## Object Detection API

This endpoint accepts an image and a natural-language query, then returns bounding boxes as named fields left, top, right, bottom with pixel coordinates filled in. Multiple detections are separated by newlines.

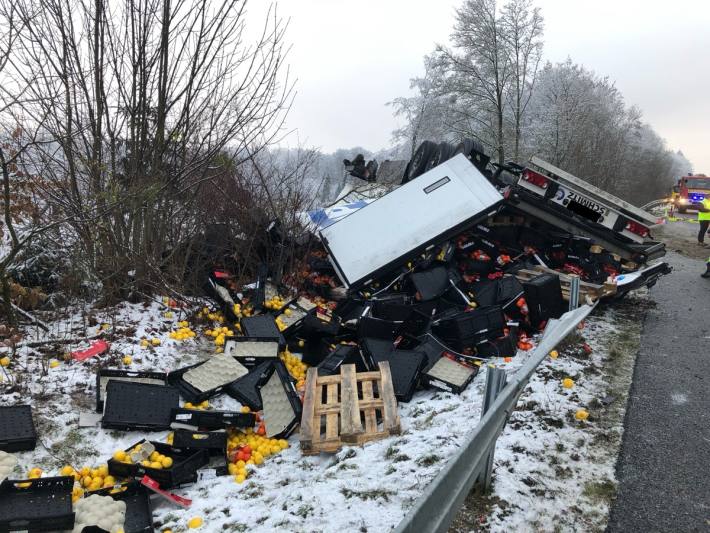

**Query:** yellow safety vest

left=699, top=198, right=710, bottom=221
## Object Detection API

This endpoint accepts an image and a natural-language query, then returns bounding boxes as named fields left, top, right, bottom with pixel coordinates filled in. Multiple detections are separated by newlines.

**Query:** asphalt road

left=607, top=220, right=710, bottom=532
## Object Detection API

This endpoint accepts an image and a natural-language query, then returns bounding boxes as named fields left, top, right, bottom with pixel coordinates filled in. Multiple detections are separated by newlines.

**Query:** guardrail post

left=477, top=367, right=508, bottom=492
left=569, top=274, right=580, bottom=311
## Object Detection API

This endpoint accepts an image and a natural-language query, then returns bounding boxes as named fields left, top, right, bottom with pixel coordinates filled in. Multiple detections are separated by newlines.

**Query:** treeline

left=389, top=0, right=690, bottom=205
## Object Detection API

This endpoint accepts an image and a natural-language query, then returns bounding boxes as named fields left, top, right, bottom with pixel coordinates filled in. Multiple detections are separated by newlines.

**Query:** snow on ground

left=0, top=295, right=645, bottom=533
left=452, top=295, right=648, bottom=532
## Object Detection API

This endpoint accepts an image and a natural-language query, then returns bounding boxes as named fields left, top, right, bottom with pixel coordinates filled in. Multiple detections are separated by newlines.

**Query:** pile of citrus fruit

left=169, top=325, right=196, bottom=341
left=280, top=350, right=308, bottom=387
left=226, top=425, right=289, bottom=484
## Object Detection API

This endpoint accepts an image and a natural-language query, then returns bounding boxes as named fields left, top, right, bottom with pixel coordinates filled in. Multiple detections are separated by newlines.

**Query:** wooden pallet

left=512, top=267, right=617, bottom=302
left=299, top=362, right=401, bottom=455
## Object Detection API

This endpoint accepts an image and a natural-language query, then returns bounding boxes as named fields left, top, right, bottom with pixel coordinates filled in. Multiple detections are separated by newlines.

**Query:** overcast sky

left=273, top=0, right=710, bottom=173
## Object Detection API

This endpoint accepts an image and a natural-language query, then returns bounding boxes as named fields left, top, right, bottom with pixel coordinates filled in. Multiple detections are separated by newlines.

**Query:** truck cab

left=672, top=174, right=710, bottom=213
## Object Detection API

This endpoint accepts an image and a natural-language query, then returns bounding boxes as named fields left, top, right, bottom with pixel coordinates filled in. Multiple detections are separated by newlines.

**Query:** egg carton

left=0, top=405, right=37, bottom=452
left=258, top=360, right=302, bottom=439
left=72, top=494, right=126, bottom=533
left=95, top=369, right=168, bottom=412
left=90, top=482, right=153, bottom=533
left=101, top=381, right=179, bottom=431
left=0, top=452, right=16, bottom=484
left=168, top=356, right=248, bottom=403
left=224, top=338, right=279, bottom=369
left=170, top=408, right=256, bottom=431
left=108, top=441, right=209, bottom=489
left=225, top=361, right=271, bottom=411
left=182, top=354, right=248, bottom=393
left=421, top=356, right=478, bottom=394
left=240, top=315, right=285, bottom=346
left=0, top=476, right=75, bottom=532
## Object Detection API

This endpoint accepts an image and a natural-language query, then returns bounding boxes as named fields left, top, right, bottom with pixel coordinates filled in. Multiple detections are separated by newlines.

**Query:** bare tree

left=2, top=0, right=294, bottom=300
left=500, top=0, right=543, bottom=162
left=438, top=0, right=512, bottom=163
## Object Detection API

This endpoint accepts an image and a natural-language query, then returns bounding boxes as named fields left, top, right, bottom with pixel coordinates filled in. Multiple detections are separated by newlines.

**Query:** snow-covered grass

left=452, top=296, right=648, bottom=532
left=0, top=296, right=646, bottom=533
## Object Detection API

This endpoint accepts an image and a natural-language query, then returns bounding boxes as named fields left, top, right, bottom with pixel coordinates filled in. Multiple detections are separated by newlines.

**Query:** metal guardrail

left=641, top=198, right=671, bottom=211
left=393, top=303, right=597, bottom=533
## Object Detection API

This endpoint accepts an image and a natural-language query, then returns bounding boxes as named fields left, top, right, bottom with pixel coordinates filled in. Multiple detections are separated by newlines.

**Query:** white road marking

left=671, top=393, right=688, bottom=405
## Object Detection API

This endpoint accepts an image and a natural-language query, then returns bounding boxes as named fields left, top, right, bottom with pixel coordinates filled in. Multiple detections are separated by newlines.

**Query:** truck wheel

left=454, top=138, right=490, bottom=171
left=425, top=142, right=456, bottom=172
left=402, top=140, right=438, bottom=183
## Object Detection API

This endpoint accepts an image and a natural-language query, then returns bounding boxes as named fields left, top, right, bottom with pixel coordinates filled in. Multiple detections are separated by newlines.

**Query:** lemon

left=187, top=517, right=203, bottom=529
left=140, top=339, right=149, bottom=347
left=575, top=409, right=590, bottom=420
left=82, top=476, right=93, bottom=487
left=150, top=451, right=160, bottom=461
left=151, top=338, right=161, bottom=346
left=199, top=400, right=209, bottom=409
left=49, top=360, right=60, bottom=368
left=122, top=356, right=132, bottom=365
left=278, top=439, right=288, bottom=449
left=97, top=465, right=108, bottom=477
left=549, top=350, right=559, bottom=359
left=103, top=475, right=116, bottom=486
left=184, top=402, right=194, bottom=409
left=60, top=465, right=74, bottom=476
left=113, top=450, right=127, bottom=462
left=150, top=461, right=162, bottom=469
left=141, top=460, right=151, bottom=467
left=235, top=474, right=246, bottom=484
left=0, top=357, right=10, bottom=367
left=562, top=378, right=574, bottom=389
left=161, top=456, right=173, bottom=468
left=228, top=463, right=238, bottom=475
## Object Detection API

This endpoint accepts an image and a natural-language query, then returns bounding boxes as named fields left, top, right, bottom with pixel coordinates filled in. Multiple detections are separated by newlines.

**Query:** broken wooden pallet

left=513, top=267, right=617, bottom=302
left=299, top=362, right=401, bottom=455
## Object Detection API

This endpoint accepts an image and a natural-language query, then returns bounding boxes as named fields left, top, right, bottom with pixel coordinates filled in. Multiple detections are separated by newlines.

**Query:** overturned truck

left=206, top=139, right=670, bottom=426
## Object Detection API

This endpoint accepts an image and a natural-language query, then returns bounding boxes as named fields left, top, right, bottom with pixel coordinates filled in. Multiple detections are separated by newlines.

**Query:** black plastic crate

left=101, top=381, right=179, bottom=431
left=372, top=349, right=426, bottom=403
left=317, top=344, right=369, bottom=376
left=523, top=274, right=566, bottom=328
left=432, top=306, right=506, bottom=351
left=0, top=476, right=74, bottom=532
left=167, top=357, right=248, bottom=403
left=224, top=337, right=280, bottom=369
left=357, top=316, right=401, bottom=341
left=240, top=315, right=285, bottom=346
left=0, top=405, right=37, bottom=452
left=409, top=266, right=450, bottom=301
left=225, top=361, right=271, bottom=410
left=298, top=313, right=340, bottom=342
left=172, top=429, right=227, bottom=457
left=91, top=481, right=153, bottom=533
left=476, top=331, right=517, bottom=358
left=96, top=369, right=168, bottom=412
left=170, top=408, right=256, bottom=430
left=107, top=440, right=209, bottom=489
left=359, top=337, right=394, bottom=370
left=258, top=360, right=302, bottom=439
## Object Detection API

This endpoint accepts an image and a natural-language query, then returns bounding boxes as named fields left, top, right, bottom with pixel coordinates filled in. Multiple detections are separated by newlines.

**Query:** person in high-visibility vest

left=694, top=197, right=710, bottom=245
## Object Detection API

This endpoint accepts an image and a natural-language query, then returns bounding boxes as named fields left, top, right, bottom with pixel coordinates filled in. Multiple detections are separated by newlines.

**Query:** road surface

left=607, top=217, right=710, bottom=532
